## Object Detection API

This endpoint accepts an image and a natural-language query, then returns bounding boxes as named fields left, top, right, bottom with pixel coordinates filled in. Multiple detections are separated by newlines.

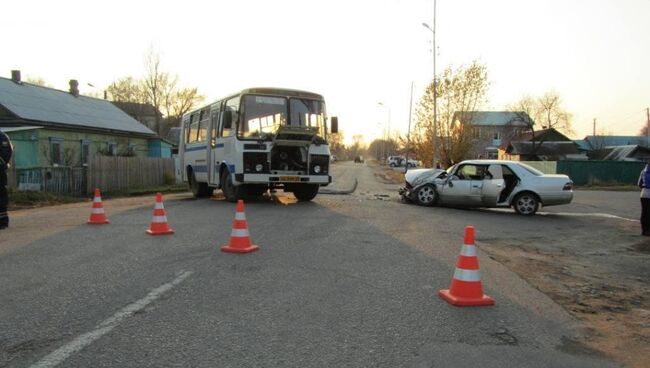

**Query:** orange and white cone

left=439, top=226, right=494, bottom=306
left=87, top=188, right=109, bottom=225
left=221, top=200, right=259, bottom=254
left=146, top=192, right=174, bottom=235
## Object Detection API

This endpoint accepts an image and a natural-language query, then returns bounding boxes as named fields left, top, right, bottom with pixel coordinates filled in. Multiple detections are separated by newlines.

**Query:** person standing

left=0, top=130, right=13, bottom=229
left=638, top=159, right=650, bottom=236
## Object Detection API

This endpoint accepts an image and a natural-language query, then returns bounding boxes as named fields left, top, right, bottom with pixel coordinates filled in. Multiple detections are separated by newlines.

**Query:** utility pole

left=432, top=0, right=438, bottom=169
left=646, top=107, right=649, bottom=147
left=405, top=81, right=414, bottom=173
left=593, top=118, right=596, bottom=136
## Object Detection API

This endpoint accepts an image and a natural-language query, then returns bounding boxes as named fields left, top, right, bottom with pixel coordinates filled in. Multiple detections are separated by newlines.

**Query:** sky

left=2, top=0, right=649, bottom=145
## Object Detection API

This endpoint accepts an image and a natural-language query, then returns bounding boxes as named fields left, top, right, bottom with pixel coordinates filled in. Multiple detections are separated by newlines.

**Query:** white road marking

left=29, top=270, right=193, bottom=368
left=537, top=211, right=637, bottom=222
left=487, top=208, right=637, bottom=222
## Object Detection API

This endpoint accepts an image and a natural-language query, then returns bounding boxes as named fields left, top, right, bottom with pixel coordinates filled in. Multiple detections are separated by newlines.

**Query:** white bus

left=178, top=87, right=338, bottom=202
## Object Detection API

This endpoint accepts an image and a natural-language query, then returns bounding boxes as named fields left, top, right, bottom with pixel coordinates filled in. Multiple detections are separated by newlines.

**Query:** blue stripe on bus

left=193, top=165, right=208, bottom=173
left=185, top=146, right=207, bottom=152
left=215, top=143, right=225, bottom=148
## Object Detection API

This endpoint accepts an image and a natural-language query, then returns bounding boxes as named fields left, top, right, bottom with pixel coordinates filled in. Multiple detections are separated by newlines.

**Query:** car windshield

left=517, top=162, right=544, bottom=176
left=239, top=95, right=326, bottom=140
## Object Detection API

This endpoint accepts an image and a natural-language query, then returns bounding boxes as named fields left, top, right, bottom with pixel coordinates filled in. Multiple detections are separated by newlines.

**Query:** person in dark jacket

left=0, top=130, right=13, bottom=229
left=638, top=159, right=650, bottom=236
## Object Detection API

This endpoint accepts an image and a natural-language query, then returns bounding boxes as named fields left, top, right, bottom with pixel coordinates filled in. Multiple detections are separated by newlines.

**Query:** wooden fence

left=6, top=156, right=175, bottom=196
left=87, top=156, right=175, bottom=194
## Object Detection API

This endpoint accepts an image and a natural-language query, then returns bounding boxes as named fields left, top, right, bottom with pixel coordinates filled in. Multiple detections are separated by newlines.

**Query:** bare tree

left=507, top=91, right=574, bottom=159
left=107, top=77, right=147, bottom=103
left=413, top=61, right=489, bottom=167
left=106, top=50, right=204, bottom=137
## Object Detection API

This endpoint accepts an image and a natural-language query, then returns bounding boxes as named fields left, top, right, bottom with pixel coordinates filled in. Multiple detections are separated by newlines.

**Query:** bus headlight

left=314, top=165, right=321, bottom=174
left=255, top=164, right=264, bottom=172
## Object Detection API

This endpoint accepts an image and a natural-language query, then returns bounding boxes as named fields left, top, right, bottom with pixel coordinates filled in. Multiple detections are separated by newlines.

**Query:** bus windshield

left=239, top=95, right=326, bottom=140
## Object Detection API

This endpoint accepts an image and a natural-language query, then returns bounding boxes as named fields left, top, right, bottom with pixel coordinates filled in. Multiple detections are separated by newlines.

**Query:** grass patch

left=104, top=184, right=189, bottom=198
left=7, top=184, right=189, bottom=210
left=8, top=188, right=84, bottom=210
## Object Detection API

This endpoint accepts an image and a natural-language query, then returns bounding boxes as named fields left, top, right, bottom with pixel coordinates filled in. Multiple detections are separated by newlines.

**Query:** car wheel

left=415, top=184, right=437, bottom=206
left=221, top=171, right=242, bottom=202
left=189, top=169, right=211, bottom=198
left=292, top=184, right=319, bottom=201
left=513, top=192, right=539, bottom=215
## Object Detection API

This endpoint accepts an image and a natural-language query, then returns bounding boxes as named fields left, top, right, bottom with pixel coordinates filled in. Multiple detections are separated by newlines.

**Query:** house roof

left=602, top=145, right=650, bottom=161
left=454, top=111, right=531, bottom=126
left=112, top=101, right=162, bottom=118
left=0, top=126, right=43, bottom=133
left=0, top=77, right=156, bottom=136
left=584, top=135, right=649, bottom=148
left=506, top=141, right=580, bottom=156
left=165, top=127, right=181, bottom=146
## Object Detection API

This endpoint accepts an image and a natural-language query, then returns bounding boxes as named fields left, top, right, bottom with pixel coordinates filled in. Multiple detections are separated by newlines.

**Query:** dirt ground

left=375, top=163, right=650, bottom=368
left=483, top=235, right=650, bottom=368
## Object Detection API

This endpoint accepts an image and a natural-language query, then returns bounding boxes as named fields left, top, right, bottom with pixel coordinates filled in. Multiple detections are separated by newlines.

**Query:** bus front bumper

left=235, top=174, right=331, bottom=185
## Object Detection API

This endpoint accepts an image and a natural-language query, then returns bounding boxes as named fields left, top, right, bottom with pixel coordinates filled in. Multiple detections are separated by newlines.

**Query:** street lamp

left=423, top=1, right=438, bottom=168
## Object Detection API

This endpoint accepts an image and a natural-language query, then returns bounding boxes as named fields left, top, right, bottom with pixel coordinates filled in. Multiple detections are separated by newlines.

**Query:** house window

left=127, top=144, right=136, bottom=155
left=493, top=131, right=502, bottom=140
left=49, top=137, right=64, bottom=166
left=81, top=140, right=90, bottom=166
left=107, top=142, right=117, bottom=156
left=472, top=127, right=481, bottom=139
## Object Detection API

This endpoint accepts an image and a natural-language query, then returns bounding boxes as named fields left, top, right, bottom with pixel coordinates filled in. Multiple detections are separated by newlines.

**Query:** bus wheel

left=292, top=184, right=319, bottom=201
left=221, top=171, right=242, bottom=203
left=189, top=170, right=211, bottom=198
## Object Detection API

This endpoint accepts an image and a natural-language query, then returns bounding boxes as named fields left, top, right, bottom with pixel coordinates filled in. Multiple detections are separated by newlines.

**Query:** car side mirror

left=210, top=138, right=217, bottom=148
left=330, top=116, right=338, bottom=134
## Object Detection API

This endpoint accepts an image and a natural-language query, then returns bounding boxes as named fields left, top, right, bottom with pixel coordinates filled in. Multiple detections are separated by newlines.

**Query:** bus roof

left=239, top=87, right=324, bottom=100
left=183, top=87, right=325, bottom=119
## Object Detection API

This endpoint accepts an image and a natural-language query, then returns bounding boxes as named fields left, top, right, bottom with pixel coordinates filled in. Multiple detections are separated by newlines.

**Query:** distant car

left=387, top=156, right=403, bottom=167
left=354, top=155, right=364, bottom=163
left=331, top=155, right=338, bottom=163
left=399, top=160, right=573, bottom=215
left=405, top=159, right=420, bottom=168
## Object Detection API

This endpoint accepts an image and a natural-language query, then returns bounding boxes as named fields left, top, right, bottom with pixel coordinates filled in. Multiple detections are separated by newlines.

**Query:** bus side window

left=210, top=108, right=220, bottom=145
left=223, top=97, right=240, bottom=138
left=183, top=119, right=191, bottom=144
left=189, top=113, right=200, bottom=143
left=198, top=108, right=210, bottom=142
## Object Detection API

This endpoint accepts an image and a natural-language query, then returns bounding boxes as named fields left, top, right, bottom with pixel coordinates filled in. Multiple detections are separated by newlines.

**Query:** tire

left=513, top=192, right=539, bottom=215
left=189, top=170, right=211, bottom=198
left=415, top=184, right=437, bottom=206
left=292, top=184, right=319, bottom=201
left=221, top=171, right=242, bottom=203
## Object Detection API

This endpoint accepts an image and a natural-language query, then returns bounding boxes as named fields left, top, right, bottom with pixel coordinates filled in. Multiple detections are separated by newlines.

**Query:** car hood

left=405, top=168, right=446, bottom=186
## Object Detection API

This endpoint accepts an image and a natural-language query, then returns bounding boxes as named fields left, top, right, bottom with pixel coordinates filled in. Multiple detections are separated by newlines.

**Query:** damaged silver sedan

left=399, top=160, right=574, bottom=215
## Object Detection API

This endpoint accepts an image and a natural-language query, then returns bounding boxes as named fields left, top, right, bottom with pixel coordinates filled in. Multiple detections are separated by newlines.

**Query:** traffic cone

left=221, top=200, right=259, bottom=253
left=146, top=192, right=174, bottom=235
left=439, top=226, right=494, bottom=306
left=87, top=188, right=109, bottom=225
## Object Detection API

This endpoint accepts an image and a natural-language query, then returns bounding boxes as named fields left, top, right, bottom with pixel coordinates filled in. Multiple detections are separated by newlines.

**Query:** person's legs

left=641, top=198, right=650, bottom=235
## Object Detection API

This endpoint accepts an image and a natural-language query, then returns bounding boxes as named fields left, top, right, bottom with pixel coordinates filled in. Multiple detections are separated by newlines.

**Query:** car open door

left=481, top=164, right=505, bottom=206
left=438, top=164, right=482, bottom=206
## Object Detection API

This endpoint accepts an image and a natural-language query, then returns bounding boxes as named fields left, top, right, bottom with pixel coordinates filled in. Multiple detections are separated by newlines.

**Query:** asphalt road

left=0, top=161, right=623, bottom=368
